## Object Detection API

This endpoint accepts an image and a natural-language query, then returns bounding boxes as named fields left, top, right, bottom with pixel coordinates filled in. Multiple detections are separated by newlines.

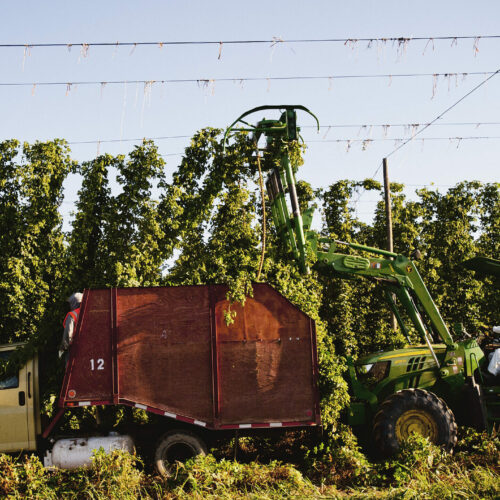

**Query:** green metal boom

left=225, top=106, right=456, bottom=355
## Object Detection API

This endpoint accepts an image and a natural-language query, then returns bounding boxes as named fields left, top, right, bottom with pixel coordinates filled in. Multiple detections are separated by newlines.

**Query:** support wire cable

left=0, top=71, right=495, bottom=88
left=385, top=68, right=500, bottom=159
left=371, top=67, right=500, bottom=177
left=2, top=34, right=500, bottom=49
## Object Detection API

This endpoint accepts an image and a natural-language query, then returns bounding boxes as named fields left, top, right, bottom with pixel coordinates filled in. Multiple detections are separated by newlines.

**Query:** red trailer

left=44, top=283, right=320, bottom=472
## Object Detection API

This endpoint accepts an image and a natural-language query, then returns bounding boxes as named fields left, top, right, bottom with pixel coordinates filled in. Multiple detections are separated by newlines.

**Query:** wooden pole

left=383, top=158, right=397, bottom=331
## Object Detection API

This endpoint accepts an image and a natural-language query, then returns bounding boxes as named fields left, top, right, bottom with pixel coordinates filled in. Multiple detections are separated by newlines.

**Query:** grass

left=0, top=428, right=498, bottom=499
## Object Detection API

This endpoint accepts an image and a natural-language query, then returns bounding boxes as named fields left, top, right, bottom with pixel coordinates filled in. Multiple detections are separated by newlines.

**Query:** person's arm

left=59, top=316, right=75, bottom=355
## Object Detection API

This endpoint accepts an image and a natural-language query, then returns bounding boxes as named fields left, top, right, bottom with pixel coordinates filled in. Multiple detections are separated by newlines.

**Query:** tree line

left=0, top=134, right=497, bottom=423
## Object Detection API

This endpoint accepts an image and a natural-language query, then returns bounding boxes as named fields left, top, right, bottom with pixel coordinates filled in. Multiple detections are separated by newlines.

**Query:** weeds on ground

left=0, top=449, right=145, bottom=499
left=0, top=428, right=498, bottom=499
left=305, top=424, right=373, bottom=487
left=156, top=455, right=319, bottom=499
left=0, top=453, right=56, bottom=499
left=370, top=431, right=498, bottom=499
left=303, top=426, right=499, bottom=499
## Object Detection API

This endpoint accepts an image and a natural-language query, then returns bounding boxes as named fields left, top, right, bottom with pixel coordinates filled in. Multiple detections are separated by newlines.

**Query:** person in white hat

left=487, top=326, right=500, bottom=377
left=58, top=292, right=83, bottom=359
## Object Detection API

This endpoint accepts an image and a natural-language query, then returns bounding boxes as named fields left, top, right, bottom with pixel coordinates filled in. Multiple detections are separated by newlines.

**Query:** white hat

left=67, top=292, right=83, bottom=309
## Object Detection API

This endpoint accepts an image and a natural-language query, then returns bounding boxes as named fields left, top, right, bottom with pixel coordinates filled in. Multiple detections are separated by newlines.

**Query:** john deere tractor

left=225, top=106, right=500, bottom=455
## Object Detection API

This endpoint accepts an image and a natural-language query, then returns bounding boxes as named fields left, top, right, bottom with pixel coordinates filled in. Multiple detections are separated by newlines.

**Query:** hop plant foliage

left=0, top=134, right=498, bottom=429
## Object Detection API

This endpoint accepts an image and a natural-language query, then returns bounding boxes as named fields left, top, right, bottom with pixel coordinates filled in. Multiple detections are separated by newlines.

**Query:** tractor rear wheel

left=154, top=430, right=207, bottom=477
left=373, top=388, right=457, bottom=457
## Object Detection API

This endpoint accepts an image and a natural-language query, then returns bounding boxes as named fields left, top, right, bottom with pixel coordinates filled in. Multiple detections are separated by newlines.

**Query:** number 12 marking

left=90, top=358, right=105, bottom=371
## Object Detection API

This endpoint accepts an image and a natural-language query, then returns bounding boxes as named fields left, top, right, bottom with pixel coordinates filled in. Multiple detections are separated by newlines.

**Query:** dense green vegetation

left=0, top=430, right=498, bottom=498
left=0, top=134, right=498, bottom=496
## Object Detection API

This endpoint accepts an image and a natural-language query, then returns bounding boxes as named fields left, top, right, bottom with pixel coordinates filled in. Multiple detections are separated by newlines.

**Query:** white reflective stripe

left=270, top=422, right=283, bottom=427
left=135, top=403, right=147, bottom=410
left=239, top=424, right=252, bottom=429
left=164, top=412, right=176, bottom=419
left=194, top=420, right=207, bottom=427
left=78, top=401, right=91, bottom=407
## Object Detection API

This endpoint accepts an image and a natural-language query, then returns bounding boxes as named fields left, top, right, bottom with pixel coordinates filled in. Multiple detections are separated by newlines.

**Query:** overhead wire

left=384, top=68, right=500, bottom=158
left=303, top=121, right=500, bottom=129
left=0, top=71, right=495, bottom=88
left=56, top=134, right=500, bottom=152
left=1, top=34, right=499, bottom=49
left=7, top=35, right=496, bottom=221
left=3, top=41, right=495, bottom=199
left=308, top=136, right=500, bottom=143
left=370, top=66, right=500, bottom=178
left=58, top=124, right=500, bottom=147
left=61, top=135, right=500, bottom=149
left=67, top=135, right=191, bottom=145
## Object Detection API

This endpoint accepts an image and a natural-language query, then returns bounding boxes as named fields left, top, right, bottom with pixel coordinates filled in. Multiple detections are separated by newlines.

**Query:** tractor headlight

left=356, top=361, right=391, bottom=386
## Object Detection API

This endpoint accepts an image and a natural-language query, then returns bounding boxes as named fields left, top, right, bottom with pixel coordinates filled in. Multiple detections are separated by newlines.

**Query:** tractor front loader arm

left=226, top=106, right=456, bottom=354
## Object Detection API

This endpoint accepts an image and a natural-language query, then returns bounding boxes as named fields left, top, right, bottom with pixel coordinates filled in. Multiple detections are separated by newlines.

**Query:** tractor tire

left=154, top=429, right=207, bottom=477
left=373, top=388, right=457, bottom=457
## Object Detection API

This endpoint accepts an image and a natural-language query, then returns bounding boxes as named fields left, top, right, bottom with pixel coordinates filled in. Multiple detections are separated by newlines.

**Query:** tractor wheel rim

left=395, top=409, right=438, bottom=442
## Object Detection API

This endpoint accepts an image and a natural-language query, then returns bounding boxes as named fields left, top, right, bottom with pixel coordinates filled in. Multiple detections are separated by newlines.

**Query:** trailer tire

left=373, top=388, right=457, bottom=457
left=154, top=430, right=207, bottom=477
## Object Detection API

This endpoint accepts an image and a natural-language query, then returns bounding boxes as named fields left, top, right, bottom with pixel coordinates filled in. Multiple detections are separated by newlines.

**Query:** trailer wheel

left=373, top=388, right=457, bottom=457
left=154, top=430, right=207, bottom=477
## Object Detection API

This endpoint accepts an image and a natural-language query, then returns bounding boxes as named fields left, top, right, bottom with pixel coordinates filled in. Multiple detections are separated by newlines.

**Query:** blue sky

left=1, top=1, right=499, bottom=223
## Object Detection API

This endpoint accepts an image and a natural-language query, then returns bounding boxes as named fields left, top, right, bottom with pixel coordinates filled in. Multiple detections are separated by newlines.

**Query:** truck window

left=0, top=351, right=19, bottom=390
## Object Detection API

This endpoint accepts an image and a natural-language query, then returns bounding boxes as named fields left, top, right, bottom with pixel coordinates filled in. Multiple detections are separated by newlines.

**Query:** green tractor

left=225, top=106, right=500, bottom=455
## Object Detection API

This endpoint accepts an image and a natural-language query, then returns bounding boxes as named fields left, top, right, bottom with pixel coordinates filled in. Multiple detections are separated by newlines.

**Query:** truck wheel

left=154, top=430, right=207, bottom=477
left=373, top=388, right=457, bottom=457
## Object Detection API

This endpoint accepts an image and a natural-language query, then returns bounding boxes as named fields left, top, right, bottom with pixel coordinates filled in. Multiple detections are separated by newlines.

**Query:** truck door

left=0, top=349, right=30, bottom=453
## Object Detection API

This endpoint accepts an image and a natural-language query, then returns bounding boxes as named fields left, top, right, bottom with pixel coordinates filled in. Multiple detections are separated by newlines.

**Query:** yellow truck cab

left=0, top=343, right=41, bottom=453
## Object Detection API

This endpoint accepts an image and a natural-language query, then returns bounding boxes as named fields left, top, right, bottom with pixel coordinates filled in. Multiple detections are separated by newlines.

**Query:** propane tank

left=44, top=433, right=134, bottom=469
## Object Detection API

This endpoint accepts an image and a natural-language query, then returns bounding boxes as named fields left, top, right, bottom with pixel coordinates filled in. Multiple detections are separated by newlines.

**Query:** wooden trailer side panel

left=61, top=289, right=114, bottom=403
left=214, top=284, right=319, bottom=425
left=116, top=287, right=213, bottom=422
left=59, top=284, right=320, bottom=429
